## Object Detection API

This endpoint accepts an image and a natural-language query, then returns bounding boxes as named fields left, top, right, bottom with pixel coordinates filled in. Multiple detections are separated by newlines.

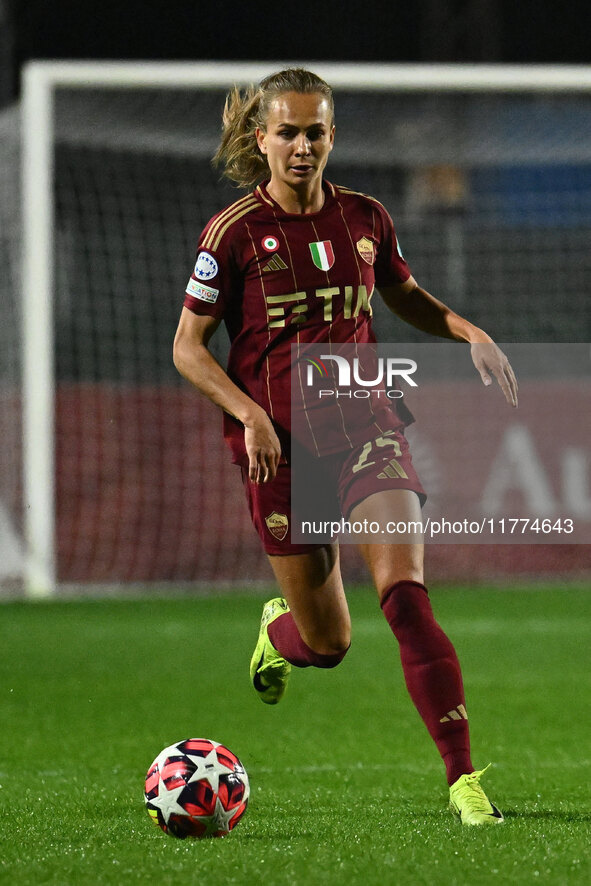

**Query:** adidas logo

left=377, top=458, right=408, bottom=480
left=263, top=254, right=288, bottom=272
left=440, top=704, right=468, bottom=723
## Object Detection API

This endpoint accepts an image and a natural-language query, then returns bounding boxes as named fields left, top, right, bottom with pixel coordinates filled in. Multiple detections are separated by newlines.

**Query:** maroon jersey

left=183, top=180, right=412, bottom=462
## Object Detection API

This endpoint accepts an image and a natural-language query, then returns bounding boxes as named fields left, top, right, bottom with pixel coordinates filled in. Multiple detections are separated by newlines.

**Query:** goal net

left=2, top=62, right=591, bottom=596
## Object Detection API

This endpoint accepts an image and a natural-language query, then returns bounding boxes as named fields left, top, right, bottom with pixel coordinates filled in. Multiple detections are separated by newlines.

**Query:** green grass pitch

left=1, top=585, right=590, bottom=885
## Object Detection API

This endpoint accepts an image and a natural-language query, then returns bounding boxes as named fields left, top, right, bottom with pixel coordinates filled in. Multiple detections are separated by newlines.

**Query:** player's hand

left=470, top=342, right=518, bottom=407
left=244, top=413, right=282, bottom=484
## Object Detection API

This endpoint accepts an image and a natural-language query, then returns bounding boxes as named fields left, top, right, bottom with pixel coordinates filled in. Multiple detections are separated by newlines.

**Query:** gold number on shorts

left=352, top=431, right=407, bottom=478
left=351, top=441, right=374, bottom=473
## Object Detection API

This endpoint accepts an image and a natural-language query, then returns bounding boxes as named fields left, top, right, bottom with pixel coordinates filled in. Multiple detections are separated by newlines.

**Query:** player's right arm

left=173, top=307, right=281, bottom=483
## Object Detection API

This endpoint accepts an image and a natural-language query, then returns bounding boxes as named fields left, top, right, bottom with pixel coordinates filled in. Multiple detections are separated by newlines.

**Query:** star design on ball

left=193, top=797, right=236, bottom=836
left=150, top=778, right=188, bottom=823
left=185, top=746, right=222, bottom=792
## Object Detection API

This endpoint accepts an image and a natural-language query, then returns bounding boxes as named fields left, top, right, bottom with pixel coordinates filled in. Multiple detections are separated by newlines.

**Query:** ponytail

left=212, top=85, right=268, bottom=188
left=213, top=68, right=334, bottom=188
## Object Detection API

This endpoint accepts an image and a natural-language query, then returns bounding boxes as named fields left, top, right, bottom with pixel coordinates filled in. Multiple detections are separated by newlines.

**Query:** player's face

left=256, top=92, right=335, bottom=193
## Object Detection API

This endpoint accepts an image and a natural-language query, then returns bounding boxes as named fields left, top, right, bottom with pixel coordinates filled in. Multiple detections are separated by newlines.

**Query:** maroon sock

left=381, top=580, right=474, bottom=785
left=268, top=612, right=348, bottom=669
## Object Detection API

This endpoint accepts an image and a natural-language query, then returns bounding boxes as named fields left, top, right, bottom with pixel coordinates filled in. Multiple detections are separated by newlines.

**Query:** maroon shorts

left=241, top=429, right=426, bottom=555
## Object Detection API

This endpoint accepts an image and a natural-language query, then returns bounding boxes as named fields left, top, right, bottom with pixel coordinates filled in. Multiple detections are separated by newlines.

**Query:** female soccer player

left=173, top=68, right=517, bottom=825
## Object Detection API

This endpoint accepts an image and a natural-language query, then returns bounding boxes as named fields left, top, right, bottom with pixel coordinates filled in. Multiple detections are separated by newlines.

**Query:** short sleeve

left=182, top=231, right=237, bottom=319
left=373, top=203, right=412, bottom=287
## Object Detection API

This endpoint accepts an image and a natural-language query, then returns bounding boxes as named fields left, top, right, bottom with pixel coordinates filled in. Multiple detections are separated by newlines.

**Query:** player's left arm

left=378, top=276, right=518, bottom=407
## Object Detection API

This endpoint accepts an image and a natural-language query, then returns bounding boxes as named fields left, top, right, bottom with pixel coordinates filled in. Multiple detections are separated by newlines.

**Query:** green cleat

left=249, top=598, right=291, bottom=705
left=449, top=765, right=504, bottom=826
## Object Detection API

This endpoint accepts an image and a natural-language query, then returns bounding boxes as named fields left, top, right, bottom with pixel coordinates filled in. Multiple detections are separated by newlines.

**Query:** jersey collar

left=254, top=179, right=337, bottom=218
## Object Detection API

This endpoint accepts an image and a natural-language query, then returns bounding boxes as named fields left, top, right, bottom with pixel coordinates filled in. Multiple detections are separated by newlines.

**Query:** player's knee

left=306, top=628, right=351, bottom=666
left=310, top=640, right=350, bottom=668
left=303, top=611, right=351, bottom=663
left=375, top=567, right=424, bottom=602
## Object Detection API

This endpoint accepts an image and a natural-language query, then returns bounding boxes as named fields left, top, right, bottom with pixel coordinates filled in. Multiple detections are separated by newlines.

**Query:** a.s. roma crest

left=265, top=511, right=289, bottom=541
left=356, top=236, right=375, bottom=265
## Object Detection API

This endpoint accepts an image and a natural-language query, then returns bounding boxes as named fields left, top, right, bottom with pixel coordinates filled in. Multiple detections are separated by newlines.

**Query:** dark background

left=3, top=0, right=591, bottom=107
left=6, top=0, right=591, bottom=91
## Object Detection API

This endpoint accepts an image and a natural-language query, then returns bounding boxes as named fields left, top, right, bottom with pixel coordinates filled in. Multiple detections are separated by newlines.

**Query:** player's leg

left=351, top=488, right=502, bottom=823
left=353, top=489, right=473, bottom=786
left=242, top=462, right=350, bottom=704
left=268, top=543, right=351, bottom=660
left=249, top=545, right=351, bottom=704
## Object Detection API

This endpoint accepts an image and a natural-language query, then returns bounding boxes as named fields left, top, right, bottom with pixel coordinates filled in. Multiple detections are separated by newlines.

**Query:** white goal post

left=18, top=60, right=591, bottom=597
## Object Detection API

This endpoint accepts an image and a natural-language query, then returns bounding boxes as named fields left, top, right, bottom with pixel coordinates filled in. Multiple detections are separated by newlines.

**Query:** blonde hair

left=213, top=68, right=334, bottom=188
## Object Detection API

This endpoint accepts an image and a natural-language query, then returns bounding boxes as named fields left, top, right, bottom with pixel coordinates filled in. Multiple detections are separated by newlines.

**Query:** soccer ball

left=144, top=738, right=250, bottom=838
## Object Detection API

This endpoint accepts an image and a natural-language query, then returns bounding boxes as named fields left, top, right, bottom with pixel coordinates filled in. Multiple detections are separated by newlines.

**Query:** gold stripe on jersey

left=334, top=184, right=388, bottom=212
left=332, top=187, right=386, bottom=441
left=271, top=214, right=328, bottom=449
left=244, top=221, right=276, bottom=421
left=255, top=184, right=275, bottom=208
left=309, top=218, right=355, bottom=451
left=201, top=193, right=254, bottom=248
left=202, top=195, right=259, bottom=252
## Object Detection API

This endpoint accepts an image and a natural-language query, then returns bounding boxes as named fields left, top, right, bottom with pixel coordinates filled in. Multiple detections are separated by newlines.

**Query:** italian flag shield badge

left=309, top=240, right=335, bottom=270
